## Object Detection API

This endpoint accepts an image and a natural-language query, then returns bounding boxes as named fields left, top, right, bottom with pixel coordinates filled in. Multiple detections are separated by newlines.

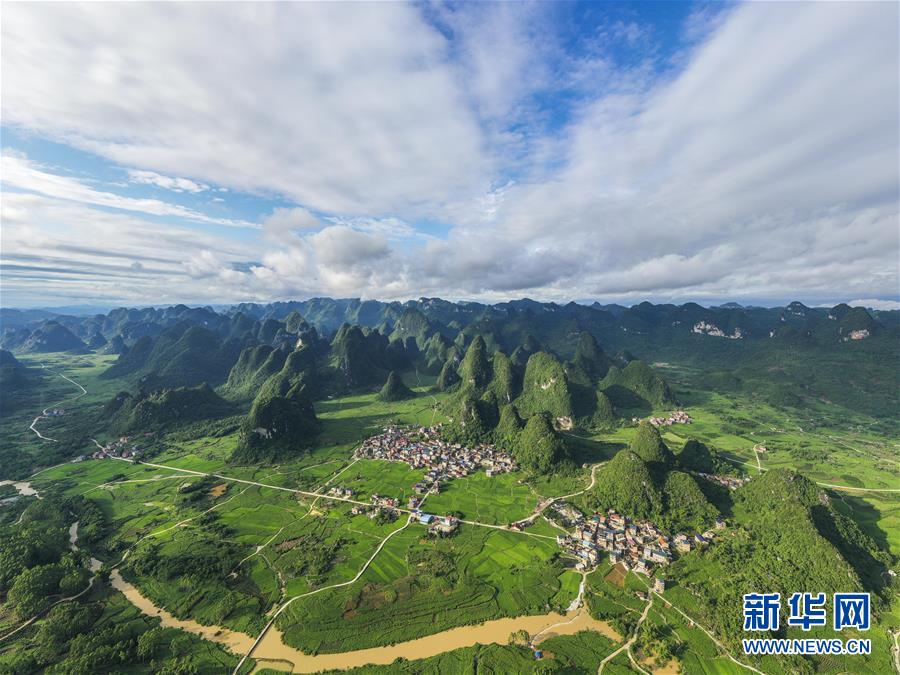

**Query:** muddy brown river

left=108, top=571, right=619, bottom=673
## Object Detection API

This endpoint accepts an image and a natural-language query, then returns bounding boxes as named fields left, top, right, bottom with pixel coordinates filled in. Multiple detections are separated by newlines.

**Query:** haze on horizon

left=1, top=1, right=898, bottom=310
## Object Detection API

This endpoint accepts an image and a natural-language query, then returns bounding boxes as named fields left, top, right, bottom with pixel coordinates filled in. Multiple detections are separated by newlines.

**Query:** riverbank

left=108, top=570, right=618, bottom=673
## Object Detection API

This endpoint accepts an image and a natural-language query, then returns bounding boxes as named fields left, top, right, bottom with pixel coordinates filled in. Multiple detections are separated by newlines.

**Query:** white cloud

left=0, top=191, right=265, bottom=305
left=127, top=169, right=210, bottom=193
left=308, top=226, right=389, bottom=267
left=1, top=2, right=489, bottom=217
left=2, top=153, right=257, bottom=228
left=428, top=1, right=899, bottom=302
left=844, top=299, right=900, bottom=311
left=262, top=207, right=321, bottom=244
left=1, top=2, right=897, bottom=306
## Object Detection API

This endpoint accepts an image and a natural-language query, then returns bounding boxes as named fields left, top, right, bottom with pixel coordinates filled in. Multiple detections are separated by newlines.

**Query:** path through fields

left=108, top=456, right=561, bottom=541
left=27, top=363, right=88, bottom=442
left=719, top=453, right=900, bottom=493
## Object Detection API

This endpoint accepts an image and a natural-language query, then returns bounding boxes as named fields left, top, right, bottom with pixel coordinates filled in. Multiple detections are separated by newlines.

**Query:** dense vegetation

left=1, top=297, right=896, bottom=675
left=103, top=383, right=234, bottom=434
left=377, top=371, right=414, bottom=402
left=0, top=349, right=36, bottom=413
left=669, top=469, right=894, bottom=656
left=599, top=360, right=675, bottom=411
left=231, top=386, right=321, bottom=464
left=586, top=425, right=718, bottom=533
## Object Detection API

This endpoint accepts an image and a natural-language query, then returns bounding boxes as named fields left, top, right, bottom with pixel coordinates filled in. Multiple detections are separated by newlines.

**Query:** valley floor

left=0, top=352, right=897, bottom=674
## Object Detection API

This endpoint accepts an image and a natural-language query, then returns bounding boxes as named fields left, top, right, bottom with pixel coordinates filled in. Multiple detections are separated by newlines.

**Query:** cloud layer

left=1, top=2, right=897, bottom=307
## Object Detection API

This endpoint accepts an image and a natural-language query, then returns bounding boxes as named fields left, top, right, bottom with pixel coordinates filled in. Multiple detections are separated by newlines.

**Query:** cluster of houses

left=326, top=486, right=353, bottom=499
left=356, top=426, right=517, bottom=497
left=555, top=507, right=727, bottom=575
left=91, top=436, right=143, bottom=461
left=694, top=471, right=749, bottom=490
left=370, top=494, right=399, bottom=508
left=45, top=408, right=66, bottom=417
left=415, top=512, right=460, bottom=537
left=349, top=494, right=401, bottom=521
left=647, top=411, right=692, bottom=427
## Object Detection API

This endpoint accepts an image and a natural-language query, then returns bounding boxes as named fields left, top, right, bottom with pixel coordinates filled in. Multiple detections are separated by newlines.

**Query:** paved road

left=0, top=520, right=99, bottom=644
left=108, top=456, right=561, bottom=541
left=522, top=461, right=604, bottom=525
left=649, top=588, right=766, bottom=675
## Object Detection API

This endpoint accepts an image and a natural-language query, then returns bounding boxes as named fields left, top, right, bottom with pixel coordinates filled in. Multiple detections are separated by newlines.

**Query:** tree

left=629, top=422, right=674, bottom=466
left=436, top=360, right=460, bottom=391
left=137, top=627, right=168, bottom=661
left=515, top=413, right=566, bottom=474
left=458, top=335, right=491, bottom=392
left=7, top=563, right=64, bottom=618
left=377, top=371, right=414, bottom=402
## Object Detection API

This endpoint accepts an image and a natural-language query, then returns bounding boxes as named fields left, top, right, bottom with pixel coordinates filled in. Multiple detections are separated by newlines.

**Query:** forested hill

left=2, top=298, right=897, bottom=417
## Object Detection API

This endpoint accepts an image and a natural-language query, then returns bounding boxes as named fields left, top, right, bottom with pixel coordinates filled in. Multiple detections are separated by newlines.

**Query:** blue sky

left=1, top=1, right=897, bottom=309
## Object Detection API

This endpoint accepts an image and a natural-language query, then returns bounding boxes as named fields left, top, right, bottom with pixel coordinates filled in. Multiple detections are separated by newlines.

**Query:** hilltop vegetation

left=599, top=360, right=675, bottom=411
left=670, top=468, right=893, bottom=656
left=587, top=424, right=718, bottom=533
left=0, top=321, right=87, bottom=353
left=221, top=343, right=290, bottom=401
left=0, top=293, right=896, bottom=675
left=0, top=350, right=37, bottom=414
left=100, top=324, right=246, bottom=389
left=517, top=351, right=576, bottom=423
left=628, top=421, right=675, bottom=466
left=377, top=371, right=414, bottom=402
left=231, top=386, right=321, bottom=464
left=103, top=383, right=234, bottom=434
left=440, top=331, right=671, bottom=436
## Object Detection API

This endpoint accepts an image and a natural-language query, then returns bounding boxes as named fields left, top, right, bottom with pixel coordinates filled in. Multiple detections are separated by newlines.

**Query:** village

left=341, top=488, right=462, bottom=538
left=90, top=434, right=152, bottom=461
left=336, top=424, right=518, bottom=540
left=644, top=410, right=693, bottom=427
left=553, top=505, right=726, bottom=582
left=354, top=425, right=517, bottom=492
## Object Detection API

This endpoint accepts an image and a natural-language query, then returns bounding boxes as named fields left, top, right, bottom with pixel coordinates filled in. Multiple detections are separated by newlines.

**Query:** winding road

left=27, top=363, right=88, bottom=443
left=719, top=453, right=900, bottom=493
left=0, top=521, right=101, bottom=644
left=231, top=512, right=417, bottom=674
left=522, top=461, right=604, bottom=525
left=597, top=594, right=653, bottom=673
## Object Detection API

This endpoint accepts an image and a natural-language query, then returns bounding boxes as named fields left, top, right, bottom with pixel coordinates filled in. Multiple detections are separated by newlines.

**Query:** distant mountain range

left=2, top=297, right=895, bottom=350
left=2, top=298, right=896, bottom=425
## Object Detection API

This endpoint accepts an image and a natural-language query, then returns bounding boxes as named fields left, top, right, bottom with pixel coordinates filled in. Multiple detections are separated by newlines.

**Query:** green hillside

left=629, top=421, right=675, bottom=466
left=669, top=468, right=891, bottom=661
left=516, top=351, right=576, bottom=423
left=599, top=360, right=675, bottom=410
left=221, top=344, right=289, bottom=400
left=377, top=371, right=414, bottom=402
left=587, top=427, right=717, bottom=532
left=101, top=325, right=244, bottom=389
left=104, top=383, right=234, bottom=434
left=457, top=335, right=491, bottom=392
left=231, top=387, right=321, bottom=464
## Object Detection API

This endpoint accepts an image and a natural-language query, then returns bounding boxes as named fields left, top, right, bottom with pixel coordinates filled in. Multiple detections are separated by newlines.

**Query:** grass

left=275, top=525, right=571, bottom=654
left=5, top=352, right=897, bottom=675
left=424, top=471, right=537, bottom=524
